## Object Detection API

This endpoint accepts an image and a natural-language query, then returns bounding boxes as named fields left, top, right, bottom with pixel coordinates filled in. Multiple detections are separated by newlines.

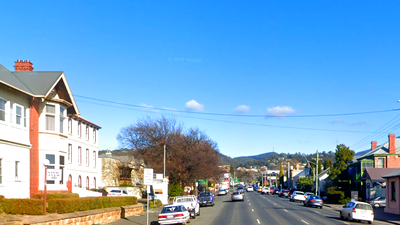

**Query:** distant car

left=246, top=186, right=254, bottom=192
left=198, top=192, right=215, bottom=207
left=304, top=195, right=324, bottom=208
left=108, top=189, right=128, bottom=196
left=290, top=191, right=305, bottom=202
left=231, top=191, right=244, bottom=201
left=261, top=187, right=270, bottom=195
left=218, top=189, right=228, bottom=196
left=158, top=205, right=190, bottom=225
left=91, top=188, right=108, bottom=196
left=367, top=196, right=386, bottom=208
left=279, top=190, right=290, bottom=197
left=340, top=201, right=374, bottom=224
left=273, top=189, right=280, bottom=195
left=304, top=192, right=314, bottom=199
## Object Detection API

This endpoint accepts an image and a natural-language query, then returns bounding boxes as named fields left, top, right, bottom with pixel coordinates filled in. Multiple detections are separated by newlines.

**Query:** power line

left=73, top=94, right=400, bottom=118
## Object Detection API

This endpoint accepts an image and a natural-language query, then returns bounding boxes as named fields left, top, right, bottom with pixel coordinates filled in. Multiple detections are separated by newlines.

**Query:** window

left=78, top=175, right=82, bottom=188
left=93, top=151, right=96, bottom=167
left=86, top=149, right=89, bottom=166
left=10, top=103, right=13, bottom=123
left=46, top=154, right=55, bottom=184
left=0, top=98, right=6, bottom=121
left=45, top=104, right=56, bottom=131
left=60, top=107, right=66, bottom=133
left=377, top=158, right=384, bottom=168
left=68, top=118, right=72, bottom=134
left=93, top=128, right=97, bottom=143
left=68, top=144, right=72, bottom=163
left=78, top=147, right=82, bottom=165
left=86, top=125, right=89, bottom=140
left=0, top=159, right=2, bottom=184
left=60, top=156, right=64, bottom=184
left=15, top=161, right=19, bottom=179
left=93, top=177, right=96, bottom=189
left=392, top=181, right=396, bottom=201
left=78, top=122, right=81, bottom=137
left=86, top=176, right=89, bottom=190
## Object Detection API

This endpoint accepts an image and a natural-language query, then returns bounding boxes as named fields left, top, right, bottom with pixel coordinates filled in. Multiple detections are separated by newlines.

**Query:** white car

left=340, top=201, right=374, bottom=224
left=231, top=191, right=244, bottom=201
left=158, top=205, right=190, bottom=225
left=246, top=186, right=254, bottom=192
left=107, top=189, right=128, bottom=196
left=173, top=195, right=200, bottom=218
left=290, top=191, right=305, bottom=202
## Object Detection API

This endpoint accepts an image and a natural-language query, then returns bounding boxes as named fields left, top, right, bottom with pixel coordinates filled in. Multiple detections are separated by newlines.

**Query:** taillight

left=310, top=199, right=315, bottom=202
left=174, top=214, right=184, bottom=218
left=352, top=208, right=356, bottom=213
left=371, top=211, right=374, bottom=215
left=294, top=195, right=297, bottom=197
left=159, top=215, right=167, bottom=219
left=321, top=200, right=323, bottom=203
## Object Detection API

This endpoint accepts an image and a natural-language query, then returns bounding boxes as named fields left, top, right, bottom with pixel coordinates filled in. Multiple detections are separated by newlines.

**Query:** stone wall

left=0, top=204, right=144, bottom=225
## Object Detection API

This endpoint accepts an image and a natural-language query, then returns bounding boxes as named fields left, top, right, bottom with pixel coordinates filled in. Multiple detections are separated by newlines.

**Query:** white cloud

left=185, top=100, right=204, bottom=111
left=329, top=119, right=344, bottom=124
left=266, top=106, right=296, bottom=117
left=140, top=103, right=160, bottom=113
left=233, top=105, right=250, bottom=113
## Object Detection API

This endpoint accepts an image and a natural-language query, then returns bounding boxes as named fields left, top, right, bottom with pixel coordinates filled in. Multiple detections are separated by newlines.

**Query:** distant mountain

left=234, top=152, right=280, bottom=163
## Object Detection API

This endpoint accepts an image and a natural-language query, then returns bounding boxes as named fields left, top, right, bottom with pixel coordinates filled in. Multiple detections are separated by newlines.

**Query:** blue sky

left=1, top=1, right=400, bottom=157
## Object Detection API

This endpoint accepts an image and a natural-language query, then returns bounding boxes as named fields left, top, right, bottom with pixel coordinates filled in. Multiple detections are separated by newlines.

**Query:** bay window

left=45, top=104, right=56, bottom=131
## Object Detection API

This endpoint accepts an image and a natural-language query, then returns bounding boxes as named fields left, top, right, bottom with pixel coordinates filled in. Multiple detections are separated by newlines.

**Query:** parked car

left=279, top=190, right=290, bottom=197
left=261, top=187, right=270, bottom=195
left=198, top=192, right=215, bottom=207
left=304, top=192, right=314, bottom=199
left=158, top=205, right=190, bottom=225
left=340, top=201, right=374, bottom=224
left=290, top=191, right=305, bottom=202
left=91, top=188, right=108, bottom=196
left=231, top=191, right=244, bottom=201
left=304, top=195, right=324, bottom=208
left=108, top=189, right=128, bottom=196
left=273, top=189, right=280, bottom=195
left=172, top=195, right=200, bottom=218
left=218, top=189, right=228, bottom=196
left=367, top=196, right=386, bottom=208
left=246, top=186, right=254, bottom=192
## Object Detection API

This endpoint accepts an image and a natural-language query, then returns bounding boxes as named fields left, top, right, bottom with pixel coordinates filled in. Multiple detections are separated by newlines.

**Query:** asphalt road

left=107, top=190, right=394, bottom=225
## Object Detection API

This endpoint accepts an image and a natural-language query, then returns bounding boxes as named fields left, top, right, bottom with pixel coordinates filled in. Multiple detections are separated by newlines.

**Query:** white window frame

left=78, top=122, right=82, bottom=138
left=377, top=158, right=385, bottom=168
left=93, top=151, right=96, bottom=168
left=68, top=118, right=72, bottom=135
left=93, top=128, right=97, bottom=143
left=0, top=98, right=6, bottom=122
left=86, top=148, right=89, bottom=166
left=0, top=158, right=2, bottom=184
left=86, top=125, right=89, bottom=141
left=15, top=161, right=19, bottom=180
left=78, top=146, right=82, bottom=165
left=68, top=144, right=72, bottom=163
left=60, top=107, right=66, bottom=134
left=45, top=104, right=56, bottom=131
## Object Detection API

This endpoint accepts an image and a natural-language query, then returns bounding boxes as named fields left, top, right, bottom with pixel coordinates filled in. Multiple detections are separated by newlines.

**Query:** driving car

left=218, top=189, right=228, bottom=196
left=158, top=205, right=190, bottom=225
left=231, top=191, right=244, bottom=201
left=340, top=201, right=374, bottom=224
left=246, top=186, right=254, bottom=192
left=173, top=195, right=200, bottom=218
left=290, top=191, right=305, bottom=202
left=261, top=187, right=270, bottom=195
left=367, top=196, right=386, bottom=208
left=303, top=195, right=324, bottom=208
left=198, top=192, right=215, bottom=207
left=279, top=190, right=290, bottom=197
left=107, top=189, right=128, bottom=196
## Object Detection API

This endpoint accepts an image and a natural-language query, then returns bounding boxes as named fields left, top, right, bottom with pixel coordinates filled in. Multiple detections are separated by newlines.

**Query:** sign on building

left=47, top=169, right=62, bottom=181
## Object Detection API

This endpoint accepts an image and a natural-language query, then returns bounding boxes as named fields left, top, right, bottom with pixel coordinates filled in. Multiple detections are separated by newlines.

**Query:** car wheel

left=368, top=221, right=372, bottom=224
left=340, top=212, right=343, bottom=220
left=197, top=209, right=200, bottom=216
left=374, top=203, right=380, bottom=208
left=320, top=206, right=323, bottom=209
left=348, top=214, right=353, bottom=222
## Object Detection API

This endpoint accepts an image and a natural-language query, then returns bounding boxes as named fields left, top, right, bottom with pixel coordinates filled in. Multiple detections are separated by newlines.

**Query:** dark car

left=279, top=190, right=290, bottom=198
left=198, top=192, right=215, bottom=207
left=304, top=195, right=324, bottom=208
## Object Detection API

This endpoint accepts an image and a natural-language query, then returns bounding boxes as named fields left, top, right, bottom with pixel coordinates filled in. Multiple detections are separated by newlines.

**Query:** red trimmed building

left=0, top=60, right=101, bottom=198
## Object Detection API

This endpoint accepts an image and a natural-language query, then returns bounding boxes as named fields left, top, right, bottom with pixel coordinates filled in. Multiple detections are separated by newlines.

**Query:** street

left=107, top=190, right=396, bottom=225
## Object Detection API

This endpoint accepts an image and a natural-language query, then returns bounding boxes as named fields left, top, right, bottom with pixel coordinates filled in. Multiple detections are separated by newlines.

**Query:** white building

left=0, top=60, right=101, bottom=198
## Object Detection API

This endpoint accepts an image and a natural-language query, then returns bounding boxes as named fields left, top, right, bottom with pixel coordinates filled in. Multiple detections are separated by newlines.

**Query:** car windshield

left=296, top=192, right=304, bottom=195
left=161, top=206, right=184, bottom=213
left=356, top=204, right=373, bottom=210
left=310, top=195, right=321, bottom=199
left=200, top=193, right=211, bottom=197
left=110, top=190, right=120, bottom=193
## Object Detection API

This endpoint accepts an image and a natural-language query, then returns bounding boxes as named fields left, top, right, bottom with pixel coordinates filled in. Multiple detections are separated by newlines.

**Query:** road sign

left=195, top=179, right=207, bottom=185
left=144, top=168, right=154, bottom=185
left=47, top=169, right=62, bottom=181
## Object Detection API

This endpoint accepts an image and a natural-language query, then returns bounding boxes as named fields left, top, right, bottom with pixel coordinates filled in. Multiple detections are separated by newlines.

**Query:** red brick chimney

left=14, top=59, right=33, bottom=71
left=389, top=134, right=396, bottom=154
left=371, top=141, right=377, bottom=150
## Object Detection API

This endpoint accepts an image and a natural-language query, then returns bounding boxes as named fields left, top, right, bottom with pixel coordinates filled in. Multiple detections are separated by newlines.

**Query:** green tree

left=296, top=177, right=313, bottom=192
left=329, top=144, right=354, bottom=181
left=323, top=159, right=333, bottom=170
left=279, top=164, right=284, bottom=187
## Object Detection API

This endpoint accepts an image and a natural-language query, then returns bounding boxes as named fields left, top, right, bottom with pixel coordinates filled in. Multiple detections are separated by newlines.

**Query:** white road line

left=249, top=203, right=251, bottom=205
left=301, top=220, right=309, bottom=224
left=313, top=210, right=321, bottom=214
left=252, top=209, right=254, bottom=212
left=273, top=203, right=277, bottom=206
left=257, top=219, right=260, bottom=224
left=284, top=209, right=288, bottom=212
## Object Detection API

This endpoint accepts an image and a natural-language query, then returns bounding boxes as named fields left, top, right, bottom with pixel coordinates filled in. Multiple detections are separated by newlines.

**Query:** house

left=0, top=60, right=101, bottom=198
left=361, top=168, right=396, bottom=200
left=382, top=168, right=400, bottom=215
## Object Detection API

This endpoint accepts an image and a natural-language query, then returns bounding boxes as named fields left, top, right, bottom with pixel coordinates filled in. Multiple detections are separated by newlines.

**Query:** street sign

left=195, top=179, right=207, bottom=185
left=47, top=169, right=62, bottom=181
left=144, top=168, right=154, bottom=185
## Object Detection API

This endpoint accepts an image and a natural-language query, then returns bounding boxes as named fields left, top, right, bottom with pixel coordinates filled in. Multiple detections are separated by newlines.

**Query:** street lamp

left=43, top=159, right=50, bottom=215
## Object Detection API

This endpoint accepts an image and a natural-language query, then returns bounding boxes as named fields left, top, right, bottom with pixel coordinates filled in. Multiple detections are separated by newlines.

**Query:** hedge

left=31, top=193, right=79, bottom=200
left=1, top=199, right=43, bottom=215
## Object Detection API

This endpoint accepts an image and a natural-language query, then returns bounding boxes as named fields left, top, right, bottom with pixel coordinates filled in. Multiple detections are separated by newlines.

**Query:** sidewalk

left=324, top=203, right=400, bottom=224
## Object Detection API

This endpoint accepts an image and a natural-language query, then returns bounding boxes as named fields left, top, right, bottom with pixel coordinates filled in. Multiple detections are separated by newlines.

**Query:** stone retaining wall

left=0, top=204, right=144, bottom=225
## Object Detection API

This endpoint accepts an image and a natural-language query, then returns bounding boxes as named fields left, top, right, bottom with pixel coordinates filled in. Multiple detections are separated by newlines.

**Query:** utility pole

left=316, top=150, right=319, bottom=196
left=163, top=145, right=166, bottom=178
left=287, top=161, right=290, bottom=189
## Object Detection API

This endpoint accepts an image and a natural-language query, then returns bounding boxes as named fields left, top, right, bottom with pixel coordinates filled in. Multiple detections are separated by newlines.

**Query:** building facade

left=0, top=60, right=101, bottom=198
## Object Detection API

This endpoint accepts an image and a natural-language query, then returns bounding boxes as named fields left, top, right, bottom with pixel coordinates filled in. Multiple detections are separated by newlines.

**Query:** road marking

left=313, top=210, right=321, bottom=214
left=273, top=203, right=277, bottom=206
left=252, top=209, right=254, bottom=212
left=249, top=203, right=251, bottom=206
left=257, top=219, right=260, bottom=224
left=301, top=220, right=309, bottom=224
left=284, top=209, right=288, bottom=212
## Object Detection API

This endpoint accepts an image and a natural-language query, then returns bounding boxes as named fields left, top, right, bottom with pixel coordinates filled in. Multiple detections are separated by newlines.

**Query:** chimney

left=389, top=134, right=396, bottom=154
left=14, top=59, right=33, bottom=71
left=371, top=141, right=377, bottom=150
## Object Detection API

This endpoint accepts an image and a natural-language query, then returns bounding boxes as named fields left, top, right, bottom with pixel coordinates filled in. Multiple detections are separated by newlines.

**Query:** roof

left=0, top=63, right=80, bottom=115
left=382, top=168, right=400, bottom=178
left=358, top=137, right=400, bottom=160
left=293, top=167, right=310, bottom=178
left=361, top=168, right=397, bottom=182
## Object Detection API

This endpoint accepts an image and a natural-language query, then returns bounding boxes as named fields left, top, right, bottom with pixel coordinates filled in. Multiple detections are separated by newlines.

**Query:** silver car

left=158, top=205, right=190, bottom=225
left=231, top=191, right=244, bottom=201
left=340, top=201, right=374, bottom=224
left=367, top=196, right=386, bottom=208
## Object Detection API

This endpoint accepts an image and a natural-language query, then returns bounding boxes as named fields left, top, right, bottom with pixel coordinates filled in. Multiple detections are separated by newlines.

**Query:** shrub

left=325, top=186, right=344, bottom=203
left=169, top=183, right=184, bottom=197
left=339, top=197, right=351, bottom=205
left=1, top=199, right=43, bottom=215
left=31, top=193, right=79, bottom=200
left=149, top=199, right=163, bottom=208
